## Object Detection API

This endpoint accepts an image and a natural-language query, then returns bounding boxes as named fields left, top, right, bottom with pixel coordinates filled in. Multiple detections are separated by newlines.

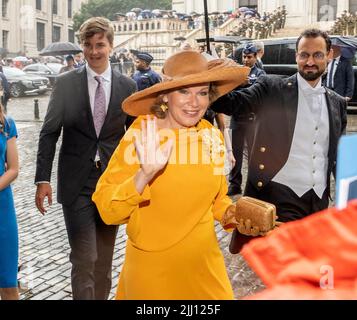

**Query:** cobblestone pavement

left=5, top=94, right=357, bottom=300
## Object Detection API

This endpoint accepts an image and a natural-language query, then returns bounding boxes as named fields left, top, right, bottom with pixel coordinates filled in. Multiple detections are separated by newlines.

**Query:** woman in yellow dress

left=92, top=50, right=258, bottom=300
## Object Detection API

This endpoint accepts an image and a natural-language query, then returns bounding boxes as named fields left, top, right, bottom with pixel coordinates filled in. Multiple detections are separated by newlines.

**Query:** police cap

left=136, top=52, right=154, bottom=64
left=243, top=43, right=258, bottom=55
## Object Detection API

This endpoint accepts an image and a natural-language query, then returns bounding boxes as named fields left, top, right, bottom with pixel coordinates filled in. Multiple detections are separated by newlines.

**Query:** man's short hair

left=254, top=41, right=264, bottom=52
left=79, top=17, right=114, bottom=46
left=296, top=28, right=331, bottom=52
left=65, top=55, right=74, bottom=62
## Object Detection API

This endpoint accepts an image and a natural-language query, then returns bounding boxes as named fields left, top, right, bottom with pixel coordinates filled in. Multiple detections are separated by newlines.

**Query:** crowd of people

left=0, top=12, right=353, bottom=301
left=115, top=6, right=287, bottom=38
left=116, top=8, right=231, bottom=30
left=228, top=6, right=287, bottom=40
left=0, top=53, right=86, bottom=71
left=330, top=10, right=357, bottom=36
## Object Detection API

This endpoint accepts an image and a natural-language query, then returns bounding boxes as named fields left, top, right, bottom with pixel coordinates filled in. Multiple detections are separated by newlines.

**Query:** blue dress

left=0, top=117, right=18, bottom=288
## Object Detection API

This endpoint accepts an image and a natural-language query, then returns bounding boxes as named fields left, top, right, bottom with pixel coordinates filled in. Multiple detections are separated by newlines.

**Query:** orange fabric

left=241, top=200, right=357, bottom=299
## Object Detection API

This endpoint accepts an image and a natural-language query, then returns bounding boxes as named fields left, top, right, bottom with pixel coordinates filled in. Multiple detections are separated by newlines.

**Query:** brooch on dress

left=199, top=128, right=225, bottom=164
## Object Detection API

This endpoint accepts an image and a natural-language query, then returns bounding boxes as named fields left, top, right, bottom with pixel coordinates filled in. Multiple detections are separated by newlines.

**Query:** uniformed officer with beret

left=132, top=52, right=161, bottom=91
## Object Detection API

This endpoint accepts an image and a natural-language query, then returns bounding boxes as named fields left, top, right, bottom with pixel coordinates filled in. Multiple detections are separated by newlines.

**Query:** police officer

left=132, top=52, right=161, bottom=91
left=228, top=43, right=266, bottom=196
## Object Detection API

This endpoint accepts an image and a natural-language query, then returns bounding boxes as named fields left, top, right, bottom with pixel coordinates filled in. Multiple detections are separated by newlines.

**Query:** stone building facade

left=172, top=0, right=357, bottom=28
left=0, top=0, right=86, bottom=57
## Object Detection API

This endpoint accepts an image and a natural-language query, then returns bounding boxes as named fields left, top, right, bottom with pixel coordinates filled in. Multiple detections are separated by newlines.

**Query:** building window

left=68, top=0, right=72, bottom=18
left=2, top=30, right=9, bottom=49
left=318, top=0, right=337, bottom=21
left=68, top=29, right=75, bottom=43
left=53, top=0, right=58, bottom=15
left=2, top=0, right=9, bottom=18
left=37, top=22, right=45, bottom=51
left=350, top=0, right=357, bottom=14
left=53, top=26, right=61, bottom=42
left=36, top=0, right=41, bottom=11
left=238, top=0, right=257, bottom=9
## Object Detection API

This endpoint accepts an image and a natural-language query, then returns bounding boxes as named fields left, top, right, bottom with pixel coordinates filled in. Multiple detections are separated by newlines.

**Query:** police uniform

left=228, top=44, right=266, bottom=196
left=133, top=68, right=161, bottom=91
left=132, top=52, right=161, bottom=91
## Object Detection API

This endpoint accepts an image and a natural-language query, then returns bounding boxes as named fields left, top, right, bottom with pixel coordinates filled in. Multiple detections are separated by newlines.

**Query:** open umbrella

left=152, top=9, right=162, bottom=15
left=130, top=8, right=142, bottom=13
left=39, top=42, right=82, bottom=56
left=330, top=35, right=357, bottom=48
left=13, top=56, right=28, bottom=62
left=330, top=36, right=357, bottom=59
left=117, top=48, right=128, bottom=53
left=174, top=36, right=187, bottom=41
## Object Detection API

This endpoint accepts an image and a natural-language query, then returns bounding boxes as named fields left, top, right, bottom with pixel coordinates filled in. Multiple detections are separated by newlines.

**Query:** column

left=337, top=0, right=349, bottom=16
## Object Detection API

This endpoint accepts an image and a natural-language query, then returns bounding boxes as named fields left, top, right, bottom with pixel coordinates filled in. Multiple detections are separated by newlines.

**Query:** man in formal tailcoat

left=211, top=29, right=347, bottom=253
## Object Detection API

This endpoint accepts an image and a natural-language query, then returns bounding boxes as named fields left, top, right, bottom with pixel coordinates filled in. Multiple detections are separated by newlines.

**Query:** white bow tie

left=302, top=86, right=326, bottom=96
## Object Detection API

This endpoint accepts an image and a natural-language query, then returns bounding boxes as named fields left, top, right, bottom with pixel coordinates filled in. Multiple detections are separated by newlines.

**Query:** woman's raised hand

left=134, top=116, right=173, bottom=184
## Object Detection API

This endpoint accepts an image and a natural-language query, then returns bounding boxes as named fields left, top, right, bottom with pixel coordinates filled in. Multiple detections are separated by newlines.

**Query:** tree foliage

left=73, top=0, right=172, bottom=31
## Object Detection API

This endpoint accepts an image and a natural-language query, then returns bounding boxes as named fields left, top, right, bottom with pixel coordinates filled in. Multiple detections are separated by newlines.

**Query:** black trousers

left=245, top=181, right=329, bottom=222
left=62, top=164, right=118, bottom=300
left=230, top=181, right=329, bottom=254
left=229, top=117, right=254, bottom=189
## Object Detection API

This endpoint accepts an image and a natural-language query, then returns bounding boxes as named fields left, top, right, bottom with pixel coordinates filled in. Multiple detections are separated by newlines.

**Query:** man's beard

left=298, top=67, right=325, bottom=81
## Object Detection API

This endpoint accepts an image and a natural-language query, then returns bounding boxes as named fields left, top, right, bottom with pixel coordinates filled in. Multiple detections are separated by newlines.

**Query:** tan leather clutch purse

left=235, top=196, right=276, bottom=232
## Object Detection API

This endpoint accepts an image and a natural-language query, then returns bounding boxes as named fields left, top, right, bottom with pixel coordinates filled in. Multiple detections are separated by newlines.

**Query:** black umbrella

left=39, top=42, right=82, bottom=56
left=330, top=35, right=357, bottom=48
left=174, top=36, right=187, bottom=41
left=129, top=49, right=140, bottom=56
left=330, top=35, right=357, bottom=59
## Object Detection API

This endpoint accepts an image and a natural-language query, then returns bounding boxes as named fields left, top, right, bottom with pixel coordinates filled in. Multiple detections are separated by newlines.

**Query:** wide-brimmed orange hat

left=122, top=50, right=250, bottom=116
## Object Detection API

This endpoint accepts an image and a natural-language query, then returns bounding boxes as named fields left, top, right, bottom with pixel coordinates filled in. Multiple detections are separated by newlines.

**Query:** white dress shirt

left=272, top=73, right=330, bottom=198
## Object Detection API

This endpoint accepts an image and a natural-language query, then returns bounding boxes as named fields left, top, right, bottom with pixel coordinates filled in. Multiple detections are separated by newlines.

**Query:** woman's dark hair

left=296, top=29, right=331, bottom=52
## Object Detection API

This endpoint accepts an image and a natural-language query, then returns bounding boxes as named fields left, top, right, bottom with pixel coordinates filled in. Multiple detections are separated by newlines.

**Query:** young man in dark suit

left=34, top=17, right=137, bottom=299
left=211, top=29, right=347, bottom=253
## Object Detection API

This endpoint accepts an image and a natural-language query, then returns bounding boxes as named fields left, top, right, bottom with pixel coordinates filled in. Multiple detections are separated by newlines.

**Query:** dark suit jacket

left=0, top=72, right=10, bottom=104
left=35, top=66, right=137, bottom=206
left=211, top=74, right=347, bottom=196
left=325, top=56, right=355, bottom=98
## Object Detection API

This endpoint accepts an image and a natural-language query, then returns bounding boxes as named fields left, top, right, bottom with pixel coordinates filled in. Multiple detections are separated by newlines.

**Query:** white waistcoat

left=272, top=74, right=330, bottom=198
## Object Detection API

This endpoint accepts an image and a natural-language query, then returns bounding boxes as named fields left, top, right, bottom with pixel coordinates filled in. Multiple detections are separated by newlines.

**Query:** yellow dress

left=92, top=116, right=234, bottom=300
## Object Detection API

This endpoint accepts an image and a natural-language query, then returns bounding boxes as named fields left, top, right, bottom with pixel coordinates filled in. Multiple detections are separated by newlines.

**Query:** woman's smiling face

left=163, top=84, right=210, bottom=129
